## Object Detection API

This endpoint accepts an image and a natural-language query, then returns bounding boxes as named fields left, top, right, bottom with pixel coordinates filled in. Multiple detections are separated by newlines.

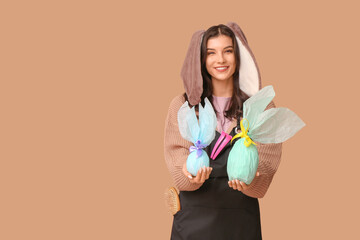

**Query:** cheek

left=228, top=56, right=236, bottom=74
left=229, top=58, right=236, bottom=71
left=228, top=55, right=236, bottom=65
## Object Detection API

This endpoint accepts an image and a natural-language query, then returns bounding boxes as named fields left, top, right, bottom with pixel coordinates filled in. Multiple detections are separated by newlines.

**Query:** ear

left=180, top=30, right=205, bottom=106
left=226, top=22, right=262, bottom=97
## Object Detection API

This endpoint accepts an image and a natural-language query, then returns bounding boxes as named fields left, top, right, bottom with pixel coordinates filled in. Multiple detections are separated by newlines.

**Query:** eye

left=207, top=52, right=214, bottom=55
left=226, top=50, right=233, bottom=53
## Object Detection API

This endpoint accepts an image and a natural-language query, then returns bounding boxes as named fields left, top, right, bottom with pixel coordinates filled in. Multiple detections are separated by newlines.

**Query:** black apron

left=170, top=123, right=262, bottom=240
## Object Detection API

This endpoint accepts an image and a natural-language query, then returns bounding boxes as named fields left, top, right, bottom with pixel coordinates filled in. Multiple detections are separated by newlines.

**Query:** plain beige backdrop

left=1, top=0, right=359, bottom=239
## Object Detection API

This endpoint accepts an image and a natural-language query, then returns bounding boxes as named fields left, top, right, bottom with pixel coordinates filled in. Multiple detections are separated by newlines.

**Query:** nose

left=217, top=53, right=225, bottom=63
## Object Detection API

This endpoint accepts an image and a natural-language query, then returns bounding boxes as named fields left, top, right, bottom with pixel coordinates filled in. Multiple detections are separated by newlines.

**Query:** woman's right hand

left=182, top=162, right=212, bottom=184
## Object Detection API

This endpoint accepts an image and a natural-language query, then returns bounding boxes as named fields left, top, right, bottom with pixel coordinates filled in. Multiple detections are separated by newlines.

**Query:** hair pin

left=210, top=131, right=232, bottom=160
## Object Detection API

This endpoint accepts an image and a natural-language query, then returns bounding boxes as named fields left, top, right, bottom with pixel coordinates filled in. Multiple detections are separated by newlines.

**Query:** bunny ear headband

left=180, top=21, right=263, bottom=106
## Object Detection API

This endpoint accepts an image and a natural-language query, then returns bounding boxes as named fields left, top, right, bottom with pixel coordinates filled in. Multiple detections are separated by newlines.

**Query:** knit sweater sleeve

left=241, top=101, right=283, bottom=198
left=164, top=94, right=203, bottom=191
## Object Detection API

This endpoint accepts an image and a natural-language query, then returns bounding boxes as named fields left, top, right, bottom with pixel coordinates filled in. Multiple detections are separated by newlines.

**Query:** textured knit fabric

left=164, top=94, right=283, bottom=198
left=212, top=95, right=232, bottom=133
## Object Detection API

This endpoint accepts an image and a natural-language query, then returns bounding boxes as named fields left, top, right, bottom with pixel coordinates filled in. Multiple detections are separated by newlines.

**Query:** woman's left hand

left=228, top=171, right=260, bottom=191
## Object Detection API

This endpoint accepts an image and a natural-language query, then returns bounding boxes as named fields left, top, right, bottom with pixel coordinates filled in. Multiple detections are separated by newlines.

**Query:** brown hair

left=183, top=24, right=249, bottom=120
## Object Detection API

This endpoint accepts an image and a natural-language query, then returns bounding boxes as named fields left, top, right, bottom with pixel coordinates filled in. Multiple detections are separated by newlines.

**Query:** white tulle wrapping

left=177, top=102, right=200, bottom=143
left=243, top=85, right=275, bottom=130
left=245, top=85, right=306, bottom=143
left=249, top=107, right=306, bottom=143
left=177, top=97, right=217, bottom=145
left=198, top=98, right=217, bottom=146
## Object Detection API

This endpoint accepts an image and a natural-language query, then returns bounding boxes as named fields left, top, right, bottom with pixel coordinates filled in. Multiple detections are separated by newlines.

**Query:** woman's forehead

left=207, top=35, right=233, bottom=49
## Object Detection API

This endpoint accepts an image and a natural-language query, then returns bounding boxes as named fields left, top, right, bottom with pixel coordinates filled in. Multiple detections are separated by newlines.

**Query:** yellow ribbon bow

left=231, top=118, right=257, bottom=147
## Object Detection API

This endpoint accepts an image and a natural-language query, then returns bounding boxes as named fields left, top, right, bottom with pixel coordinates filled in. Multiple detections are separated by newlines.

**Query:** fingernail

left=199, top=168, right=202, bottom=173
left=188, top=175, right=192, bottom=179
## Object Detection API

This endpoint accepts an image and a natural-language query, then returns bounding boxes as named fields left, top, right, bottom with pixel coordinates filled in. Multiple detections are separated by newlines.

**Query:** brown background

left=1, top=0, right=359, bottom=239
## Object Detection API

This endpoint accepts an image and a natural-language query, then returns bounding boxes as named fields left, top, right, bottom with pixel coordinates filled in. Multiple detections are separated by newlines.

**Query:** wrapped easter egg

left=227, top=133, right=259, bottom=185
left=227, top=85, right=306, bottom=185
left=186, top=140, right=210, bottom=176
left=177, top=97, right=217, bottom=176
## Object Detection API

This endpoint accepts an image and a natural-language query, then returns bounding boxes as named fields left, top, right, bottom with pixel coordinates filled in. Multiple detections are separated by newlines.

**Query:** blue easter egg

left=186, top=150, right=209, bottom=176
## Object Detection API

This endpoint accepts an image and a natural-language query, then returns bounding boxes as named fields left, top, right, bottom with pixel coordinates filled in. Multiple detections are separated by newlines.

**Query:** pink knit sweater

left=164, top=94, right=283, bottom=198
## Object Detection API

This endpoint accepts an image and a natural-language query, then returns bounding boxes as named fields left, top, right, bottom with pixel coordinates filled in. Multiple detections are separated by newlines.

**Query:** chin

left=210, top=70, right=235, bottom=82
left=211, top=75, right=233, bottom=82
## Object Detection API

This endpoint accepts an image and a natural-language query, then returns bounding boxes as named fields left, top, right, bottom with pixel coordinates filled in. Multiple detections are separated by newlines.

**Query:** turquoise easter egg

left=227, top=138, right=259, bottom=185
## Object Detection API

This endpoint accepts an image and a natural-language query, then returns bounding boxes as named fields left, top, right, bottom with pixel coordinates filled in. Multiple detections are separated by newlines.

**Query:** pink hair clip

left=210, top=131, right=232, bottom=160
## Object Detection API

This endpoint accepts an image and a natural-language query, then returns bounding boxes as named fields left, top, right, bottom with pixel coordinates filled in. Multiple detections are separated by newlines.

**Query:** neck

left=212, top=77, right=233, bottom=97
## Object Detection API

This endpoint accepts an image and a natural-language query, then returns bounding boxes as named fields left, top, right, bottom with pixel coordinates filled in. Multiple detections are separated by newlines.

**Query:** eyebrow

left=206, top=46, right=233, bottom=50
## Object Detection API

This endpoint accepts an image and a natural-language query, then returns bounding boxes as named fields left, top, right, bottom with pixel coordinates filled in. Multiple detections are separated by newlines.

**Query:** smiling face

left=205, top=35, right=236, bottom=84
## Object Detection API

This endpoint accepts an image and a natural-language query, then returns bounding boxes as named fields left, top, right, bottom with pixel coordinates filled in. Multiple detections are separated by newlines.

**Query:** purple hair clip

left=210, top=131, right=232, bottom=160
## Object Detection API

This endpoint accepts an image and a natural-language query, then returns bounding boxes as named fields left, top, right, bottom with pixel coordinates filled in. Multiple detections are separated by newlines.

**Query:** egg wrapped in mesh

left=177, top=97, right=217, bottom=176
left=227, top=85, right=306, bottom=185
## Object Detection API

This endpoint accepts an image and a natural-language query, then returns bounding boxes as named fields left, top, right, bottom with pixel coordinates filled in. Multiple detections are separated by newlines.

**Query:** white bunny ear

left=226, top=22, right=262, bottom=96
left=243, top=85, right=275, bottom=130
left=249, top=107, right=306, bottom=144
left=235, top=35, right=260, bottom=97
left=198, top=97, right=217, bottom=146
left=177, top=101, right=200, bottom=143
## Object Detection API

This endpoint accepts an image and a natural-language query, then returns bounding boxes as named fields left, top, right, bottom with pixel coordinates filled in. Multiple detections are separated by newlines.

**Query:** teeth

left=216, top=67, right=228, bottom=70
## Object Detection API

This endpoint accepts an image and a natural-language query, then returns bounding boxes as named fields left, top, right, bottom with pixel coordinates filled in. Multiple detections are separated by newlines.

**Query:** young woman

left=164, top=22, right=282, bottom=239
